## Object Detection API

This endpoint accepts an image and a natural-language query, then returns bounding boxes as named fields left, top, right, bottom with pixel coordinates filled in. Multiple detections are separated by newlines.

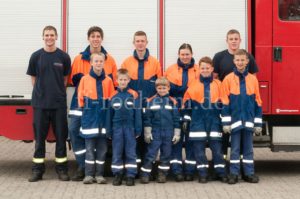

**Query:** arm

left=134, top=96, right=142, bottom=137
left=220, top=78, right=231, bottom=126
left=31, top=76, right=36, bottom=86
left=254, top=77, right=263, bottom=127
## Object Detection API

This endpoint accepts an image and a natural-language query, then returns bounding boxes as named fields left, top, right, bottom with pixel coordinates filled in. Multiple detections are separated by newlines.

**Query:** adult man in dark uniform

left=27, top=25, right=71, bottom=182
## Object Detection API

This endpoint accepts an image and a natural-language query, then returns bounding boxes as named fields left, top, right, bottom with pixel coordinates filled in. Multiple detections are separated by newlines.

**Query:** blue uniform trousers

left=193, top=140, right=226, bottom=177
left=141, top=129, right=173, bottom=176
left=69, top=116, right=85, bottom=170
left=230, top=129, right=254, bottom=176
left=170, top=132, right=196, bottom=175
left=85, top=137, right=107, bottom=177
left=111, top=127, right=137, bottom=178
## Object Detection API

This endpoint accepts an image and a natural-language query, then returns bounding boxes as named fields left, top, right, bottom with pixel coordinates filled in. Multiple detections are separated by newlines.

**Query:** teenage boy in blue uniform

left=106, top=68, right=142, bottom=186
left=221, top=49, right=262, bottom=184
left=140, top=77, right=181, bottom=184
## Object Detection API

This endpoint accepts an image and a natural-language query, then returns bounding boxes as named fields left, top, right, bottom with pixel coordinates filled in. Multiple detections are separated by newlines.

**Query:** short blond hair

left=155, top=77, right=170, bottom=88
left=90, top=52, right=105, bottom=62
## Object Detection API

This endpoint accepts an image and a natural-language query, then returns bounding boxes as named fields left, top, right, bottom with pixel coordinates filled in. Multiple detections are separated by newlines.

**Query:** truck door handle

left=273, top=47, right=282, bottom=62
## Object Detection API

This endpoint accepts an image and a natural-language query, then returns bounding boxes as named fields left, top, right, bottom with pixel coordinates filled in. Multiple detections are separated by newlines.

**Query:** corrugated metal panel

left=68, top=0, right=159, bottom=67
left=0, top=0, right=62, bottom=98
left=164, top=0, right=247, bottom=69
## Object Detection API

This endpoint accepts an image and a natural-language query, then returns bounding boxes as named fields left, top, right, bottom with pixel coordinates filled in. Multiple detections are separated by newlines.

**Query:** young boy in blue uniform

left=77, top=52, right=115, bottom=184
left=182, top=57, right=227, bottom=183
left=106, top=69, right=142, bottom=186
left=140, top=77, right=181, bottom=183
left=221, top=49, right=262, bottom=184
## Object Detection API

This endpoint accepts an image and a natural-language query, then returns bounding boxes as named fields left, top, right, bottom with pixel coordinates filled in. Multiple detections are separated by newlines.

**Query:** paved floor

left=0, top=136, right=300, bottom=199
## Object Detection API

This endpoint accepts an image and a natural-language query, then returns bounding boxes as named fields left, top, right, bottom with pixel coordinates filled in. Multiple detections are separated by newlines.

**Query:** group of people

left=26, top=25, right=262, bottom=186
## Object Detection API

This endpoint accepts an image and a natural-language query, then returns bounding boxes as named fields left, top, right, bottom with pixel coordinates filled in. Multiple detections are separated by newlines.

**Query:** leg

left=158, top=130, right=172, bottom=176
left=29, top=108, right=49, bottom=182
left=242, top=129, right=254, bottom=175
left=111, top=128, right=125, bottom=176
left=69, top=116, right=86, bottom=171
left=170, top=132, right=183, bottom=181
left=209, top=139, right=227, bottom=180
left=51, top=108, right=68, bottom=174
left=229, top=131, right=242, bottom=176
left=184, top=138, right=196, bottom=179
left=124, top=127, right=137, bottom=178
left=95, top=137, right=108, bottom=177
left=85, top=138, right=96, bottom=177
left=193, top=141, right=208, bottom=179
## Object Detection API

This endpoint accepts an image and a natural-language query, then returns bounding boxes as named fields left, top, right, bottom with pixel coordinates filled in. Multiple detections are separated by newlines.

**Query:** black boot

left=126, top=177, right=135, bottom=186
left=228, top=174, right=238, bottom=184
left=28, top=171, right=43, bottom=182
left=57, top=170, right=70, bottom=181
left=113, top=174, right=123, bottom=186
left=71, top=167, right=85, bottom=181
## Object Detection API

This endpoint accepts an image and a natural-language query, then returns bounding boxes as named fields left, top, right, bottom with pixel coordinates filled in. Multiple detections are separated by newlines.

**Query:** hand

left=144, top=127, right=153, bottom=144
left=253, top=127, right=262, bottom=136
left=172, top=128, right=181, bottom=144
left=223, top=125, right=231, bottom=134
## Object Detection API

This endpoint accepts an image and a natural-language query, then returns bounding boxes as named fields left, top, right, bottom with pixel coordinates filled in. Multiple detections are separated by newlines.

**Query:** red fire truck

left=0, top=0, right=299, bottom=151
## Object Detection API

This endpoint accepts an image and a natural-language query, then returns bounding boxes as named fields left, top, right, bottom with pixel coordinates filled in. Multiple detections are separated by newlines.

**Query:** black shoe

left=174, top=173, right=184, bottom=182
left=28, top=171, right=43, bottom=182
left=184, top=174, right=194, bottom=181
left=71, top=168, right=85, bottom=181
left=243, top=174, right=259, bottom=183
left=198, top=176, right=208, bottom=183
left=157, top=172, right=166, bottom=183
left=126, top=177, right=135, bottom=186
left=113, top=174, right=123, bottom=186
left=57, top=171, right=70, bottom=181
left=228, top=174, right=238, bottom=184
left=140, top=176, right=150, bottom=184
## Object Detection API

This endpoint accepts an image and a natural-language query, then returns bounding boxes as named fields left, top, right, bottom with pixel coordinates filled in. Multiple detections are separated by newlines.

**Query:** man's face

left=234, top=54, right=249, bottom=73
left=178, top=48, right=193, bottom=65
left=43, top=30, right=57, bottom=47
left=91, top=55, right=104, bottom=73
left=88, top=31, right=102, bottom=49
left=226, top=33, right=241, bottom=52
left=156, top=85, right=170, bottom=96
left=117, top=74, right=130, bottom=90
left=199, top=62, right=213, bottom=77
left=133, top=35, right=148, bottom=52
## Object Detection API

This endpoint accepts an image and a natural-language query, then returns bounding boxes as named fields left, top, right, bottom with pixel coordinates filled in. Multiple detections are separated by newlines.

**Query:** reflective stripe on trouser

left=184, top=139, right=196, bottom=174
left=69, top=116, right=85, bottom=169
left=192, top=140, right=209, bottom=177
left=32, top=108, right=68, bottom=172
left=141, top=129, right=172, bottom=177
left=170, top=135, right=183, bottom=175
left=112, top=127, right=137, bottom=177
left=230, top=129, right=254, bottom=175
left=209, top=140, right=226, bottom=176
left=85, top=137, right=107, bottom=176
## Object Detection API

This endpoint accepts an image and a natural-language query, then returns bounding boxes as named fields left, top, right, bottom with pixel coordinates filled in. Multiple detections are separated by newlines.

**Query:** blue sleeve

left=181, top=99, right=192, bottom=122
left=172, top=103, right=181, bottom=129
left=105, top=101, right=114, bottom=138
left=72, top=73, right=84, bottom=87
left=143, top=101, right=153, bottom=128
left=134, top=97, right=142, bottom=136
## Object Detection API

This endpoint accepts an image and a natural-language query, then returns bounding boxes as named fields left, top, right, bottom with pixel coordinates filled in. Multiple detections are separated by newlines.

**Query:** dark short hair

left=199, top=56, right=213, bottom=67
left=178, top=43, right=193, bottom=54
left=234, top=49, right=249, bottom=59
left=43, top=25, right=57, bottom=36
left=117, top=68, right=130, bottom=78
left=133, top=31, right=147, bottom=40
left=87, top=26, right=104, bottom=39
left=226, top=29, right=240, bottom=38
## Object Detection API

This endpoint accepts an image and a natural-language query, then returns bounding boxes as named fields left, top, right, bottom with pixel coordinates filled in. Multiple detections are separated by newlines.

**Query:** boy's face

left=43, top=30, right=57, bottom=48
left=156, top=85, right=170, bottom=96
left=91, top=55, right=105, bottom=73
left=178, top=48, right=193, bottom=64
left=133, top=35, right=148, bottom=52
left=117, top=74, right=130, bottom=90
left=199, top=62, right=213, bottom=77
left=234, top=54, right=249, bottom=73
left=88, top=31, right=102, bottom=49
left=226, top=33, right=241, bottom=52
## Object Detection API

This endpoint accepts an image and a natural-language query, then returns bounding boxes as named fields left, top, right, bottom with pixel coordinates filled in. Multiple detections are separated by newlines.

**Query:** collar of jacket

left=89, top=67, right=106, bottom=81
left=81, top=46, right=108, bottom=61
left=157, top=93, right=170, bottom=99
left=200, top=75, right=213, bottom=83
left=133, top=48, right=149, bottom=61
left=117, top=87, right=129, bottom=93
left=233, top=66, right=249, bottom=78
left=177, top=58, right=195, bottom=70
